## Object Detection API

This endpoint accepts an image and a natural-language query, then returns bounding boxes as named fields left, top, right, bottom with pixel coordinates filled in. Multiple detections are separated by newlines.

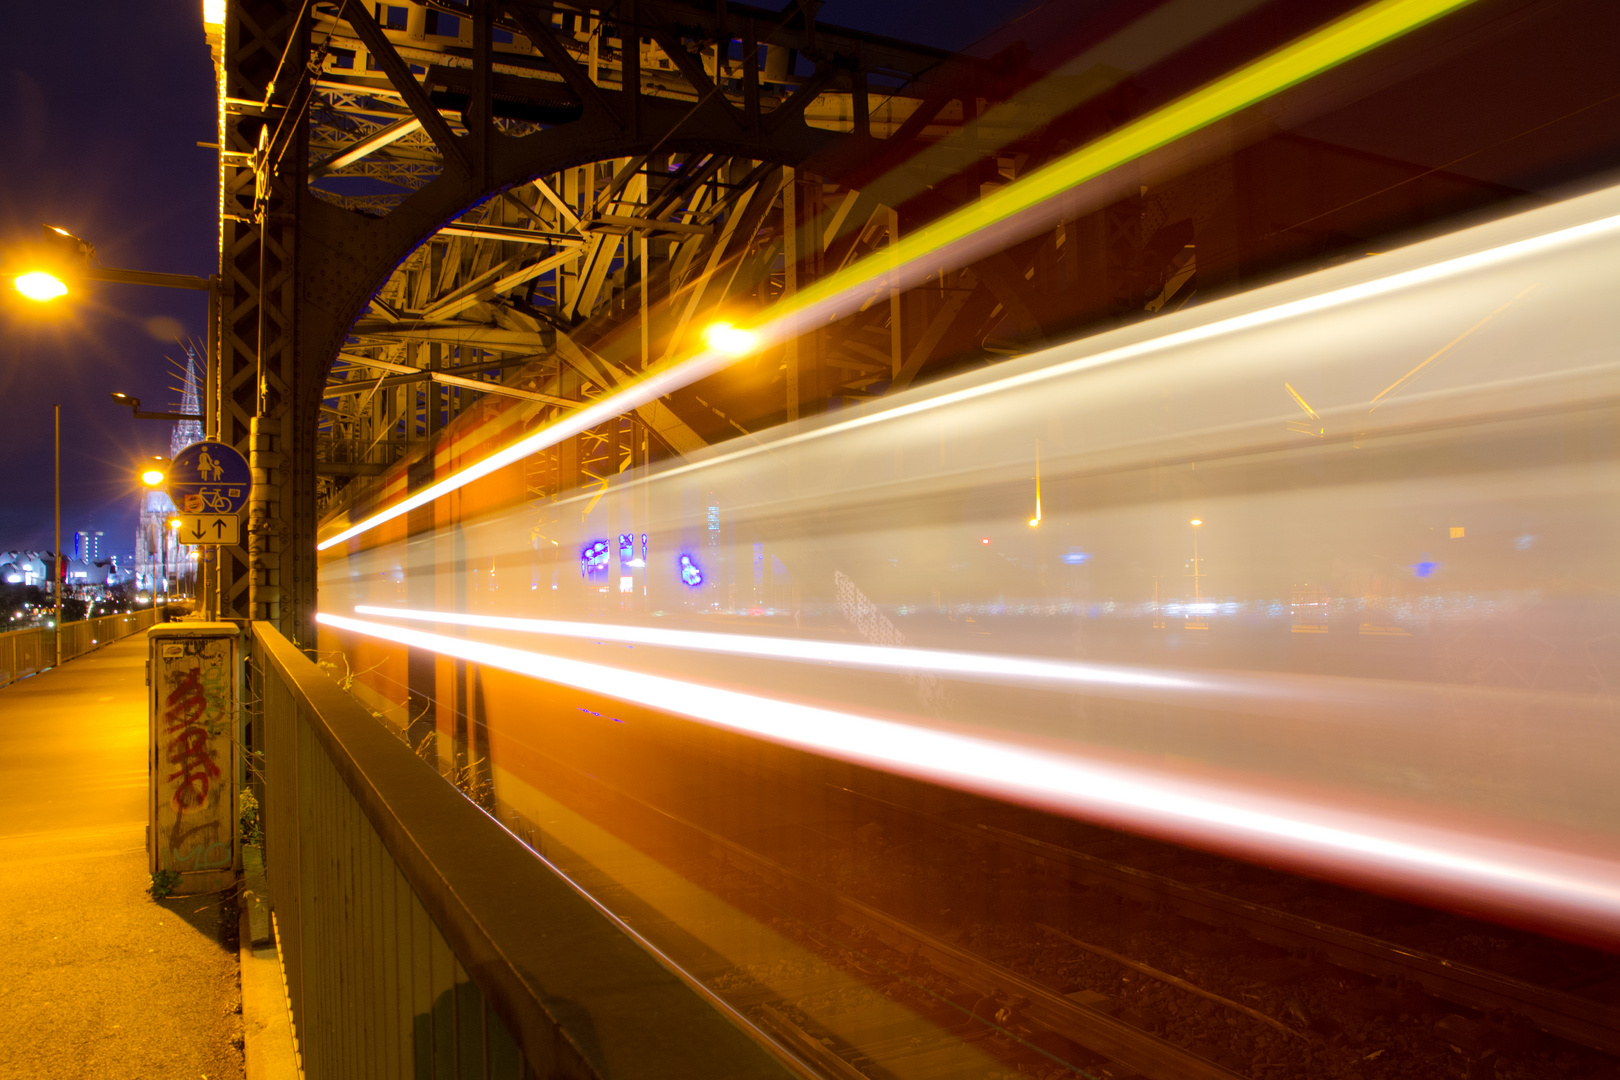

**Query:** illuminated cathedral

left=135, top=348, right=202, bottom=598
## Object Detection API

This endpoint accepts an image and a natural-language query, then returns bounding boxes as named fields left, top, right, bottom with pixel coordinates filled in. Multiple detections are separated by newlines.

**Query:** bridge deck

left=0, top=634, right=244, bottom=1078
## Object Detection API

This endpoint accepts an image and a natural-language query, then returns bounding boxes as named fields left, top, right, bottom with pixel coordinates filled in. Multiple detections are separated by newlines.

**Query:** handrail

left=0, top=607, right=158, bottom=689
left=250, top=621, right=800, bottom=1079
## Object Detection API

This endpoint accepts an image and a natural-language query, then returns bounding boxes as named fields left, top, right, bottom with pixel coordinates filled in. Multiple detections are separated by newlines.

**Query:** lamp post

left=139, top=461, right=167, bottom=611
left=53, top=404, right=61, bottom=667
left=10, top=225, right=219, bottom=618
left=1189, top=518, right=1204, bottom=602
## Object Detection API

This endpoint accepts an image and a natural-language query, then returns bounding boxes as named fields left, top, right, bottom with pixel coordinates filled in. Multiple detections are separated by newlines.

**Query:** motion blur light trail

left=350, top=605, right=1204, bottom=693
left=316, top=0, right=1478, bottom=553
left=319, top=611, right=1620, bottom=942
left=323, top=176, right=1620, bottom=946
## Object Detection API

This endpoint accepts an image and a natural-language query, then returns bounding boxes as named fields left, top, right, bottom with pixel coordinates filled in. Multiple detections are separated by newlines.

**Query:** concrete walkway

left=0, top=633, right=246, bottom=1079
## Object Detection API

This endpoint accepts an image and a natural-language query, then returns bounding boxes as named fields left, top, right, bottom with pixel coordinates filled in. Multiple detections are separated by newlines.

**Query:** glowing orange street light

left=703, top=321, right=760, bottom=358
left=13, top=271, right=67, bottom=302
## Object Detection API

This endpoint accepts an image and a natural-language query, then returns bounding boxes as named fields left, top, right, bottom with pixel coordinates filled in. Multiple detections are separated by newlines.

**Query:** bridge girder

left=213, top=0, right=979, bottom=642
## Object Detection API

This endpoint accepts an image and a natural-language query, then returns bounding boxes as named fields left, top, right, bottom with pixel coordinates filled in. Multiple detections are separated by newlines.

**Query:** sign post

left=167, top=439, right=250, bottom=620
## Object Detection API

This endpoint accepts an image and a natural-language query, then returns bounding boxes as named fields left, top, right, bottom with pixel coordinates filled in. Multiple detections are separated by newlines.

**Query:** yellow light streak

left=785, top=0, right=1480, bottom=323
left=1028, top=443, right=1042, bottom=527
left=1284, top=382, right=1320, bottom=420
left=14, top=271, right=68, bottom=302
left=1369, top=283, right=1539, bottom=411
left=317, top=0, right=1478, bottom=552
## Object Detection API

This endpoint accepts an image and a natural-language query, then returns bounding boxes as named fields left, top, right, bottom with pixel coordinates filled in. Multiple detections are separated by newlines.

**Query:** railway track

left=824, top=784, right=1620, bottom=1070
left=416, top=688, right=1620, bottom=1079
left=711, top=829, right=1256, bottom=1080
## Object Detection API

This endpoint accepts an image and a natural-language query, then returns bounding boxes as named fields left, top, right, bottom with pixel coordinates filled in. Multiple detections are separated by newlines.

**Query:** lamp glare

left=142, top=469, right=166, bottom=487
left=14, top=271, right=68, bottom=302
left=703, top=322, right=760, bottom=358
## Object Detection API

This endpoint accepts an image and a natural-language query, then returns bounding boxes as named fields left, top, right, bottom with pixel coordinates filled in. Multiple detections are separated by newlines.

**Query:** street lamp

left=702, top=321, right=760, bottom=358
left=7, top=224, right=214, bottom=301
left=8, top=225, right=222, bottom=619
left=141, top=458, right=168, bottom=488
left=112, top=392, right=202, bottom=423
left=14, top=271, right=67, bottom=302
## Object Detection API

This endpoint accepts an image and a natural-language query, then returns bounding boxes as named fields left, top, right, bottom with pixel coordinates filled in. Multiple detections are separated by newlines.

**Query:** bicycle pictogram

left=184, top=490, right=239, bottom=514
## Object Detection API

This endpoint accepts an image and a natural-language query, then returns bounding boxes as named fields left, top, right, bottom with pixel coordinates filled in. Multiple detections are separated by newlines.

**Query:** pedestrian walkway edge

left=240, top=847, right=301, bottom=1080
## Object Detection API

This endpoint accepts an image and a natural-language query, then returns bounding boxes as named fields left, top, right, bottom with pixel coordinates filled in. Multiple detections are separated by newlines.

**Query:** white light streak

left=351, top=605, right=1201, bottom=692
left=320, top=611, right=1620, bottom=933
left=638, top=207, right=1620, bottom=492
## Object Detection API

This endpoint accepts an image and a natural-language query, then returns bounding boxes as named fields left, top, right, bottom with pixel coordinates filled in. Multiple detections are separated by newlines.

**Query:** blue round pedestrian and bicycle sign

left=169, top=440, right=251, bottom=515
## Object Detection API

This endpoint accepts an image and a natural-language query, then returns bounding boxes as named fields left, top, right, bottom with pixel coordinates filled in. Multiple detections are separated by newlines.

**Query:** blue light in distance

left=581, top=539, right=610, bottom=575
left=1062, top=549, right=1091, bottom=565
left=1411, top=560, right=1438, bottom=579
left=619, top=533, right=635, bottom=561
left=679, top=554, right=704, bottom=587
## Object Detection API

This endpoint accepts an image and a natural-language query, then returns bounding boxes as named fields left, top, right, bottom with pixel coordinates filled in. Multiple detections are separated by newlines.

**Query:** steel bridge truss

left=215, top=0, right=1488, bottom=642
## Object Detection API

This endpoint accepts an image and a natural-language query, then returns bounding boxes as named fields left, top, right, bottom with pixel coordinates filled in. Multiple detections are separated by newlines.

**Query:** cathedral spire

left=169, top=345, right=204, bottom=458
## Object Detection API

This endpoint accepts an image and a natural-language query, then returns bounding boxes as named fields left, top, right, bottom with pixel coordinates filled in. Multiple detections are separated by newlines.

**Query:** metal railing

left=250, top=622, right=798, bottom=1080
left=0, top=607, right=159, bottom=688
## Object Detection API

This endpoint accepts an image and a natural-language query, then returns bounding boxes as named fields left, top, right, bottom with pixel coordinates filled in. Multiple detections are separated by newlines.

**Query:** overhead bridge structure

left=193, top=0, right=1620, bottom=1077
left=210, top=0, right=989, bottom=638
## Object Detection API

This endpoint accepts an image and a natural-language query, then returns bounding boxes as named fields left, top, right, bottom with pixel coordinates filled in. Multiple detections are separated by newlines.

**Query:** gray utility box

left=149, top=622, right=241, bottom=894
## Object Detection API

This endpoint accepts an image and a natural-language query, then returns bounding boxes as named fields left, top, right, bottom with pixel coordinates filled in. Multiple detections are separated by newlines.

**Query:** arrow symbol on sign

left=189, top=523, right=206, bottom=542
left=212, top=519, right=229, bottom=538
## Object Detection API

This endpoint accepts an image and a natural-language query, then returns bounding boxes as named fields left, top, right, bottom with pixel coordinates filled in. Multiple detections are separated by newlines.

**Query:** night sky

left=0, top=1, right=1031, bottom=559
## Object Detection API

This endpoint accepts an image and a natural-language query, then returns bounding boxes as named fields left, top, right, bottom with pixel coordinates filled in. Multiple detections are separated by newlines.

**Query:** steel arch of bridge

left=207, top=1, right=1508, bottom=644
left=210, top=0, right=979, bottom=641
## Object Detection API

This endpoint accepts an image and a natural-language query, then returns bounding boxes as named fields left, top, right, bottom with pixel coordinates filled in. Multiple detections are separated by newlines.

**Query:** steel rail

left=967, top=821, right=1620, bottom=1057
left=508, top=746, right=1254, bottom=1080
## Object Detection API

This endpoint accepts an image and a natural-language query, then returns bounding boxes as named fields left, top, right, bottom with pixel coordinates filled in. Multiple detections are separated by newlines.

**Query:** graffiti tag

left=163, top=667, right=222, bottom=811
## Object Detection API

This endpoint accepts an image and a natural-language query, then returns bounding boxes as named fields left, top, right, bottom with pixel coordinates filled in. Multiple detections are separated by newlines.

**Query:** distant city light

left=680, top=554, right=703, bottom=587
left=980, top=538, right=991, bottom=545
left=14, top=271, right=67, bottom=302
left=581, top=539, right=610, bottom=574
left=1190, top=518, right=1203, bottom=526
left=1062, top=550, right=1091, bottom=565
left=168, top=518, right=182, bottom=531
left=1412, top=560, right=1438, bottom=578
left=702, top=321, right=759, bottom=358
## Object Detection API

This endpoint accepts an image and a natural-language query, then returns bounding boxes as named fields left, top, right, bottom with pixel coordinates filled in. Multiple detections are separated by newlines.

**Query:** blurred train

left=318, top=179, right=1620, bottom=945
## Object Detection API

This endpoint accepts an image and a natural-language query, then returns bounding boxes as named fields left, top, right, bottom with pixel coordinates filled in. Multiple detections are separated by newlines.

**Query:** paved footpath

left=0, top=633, right=245, bottom=1079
